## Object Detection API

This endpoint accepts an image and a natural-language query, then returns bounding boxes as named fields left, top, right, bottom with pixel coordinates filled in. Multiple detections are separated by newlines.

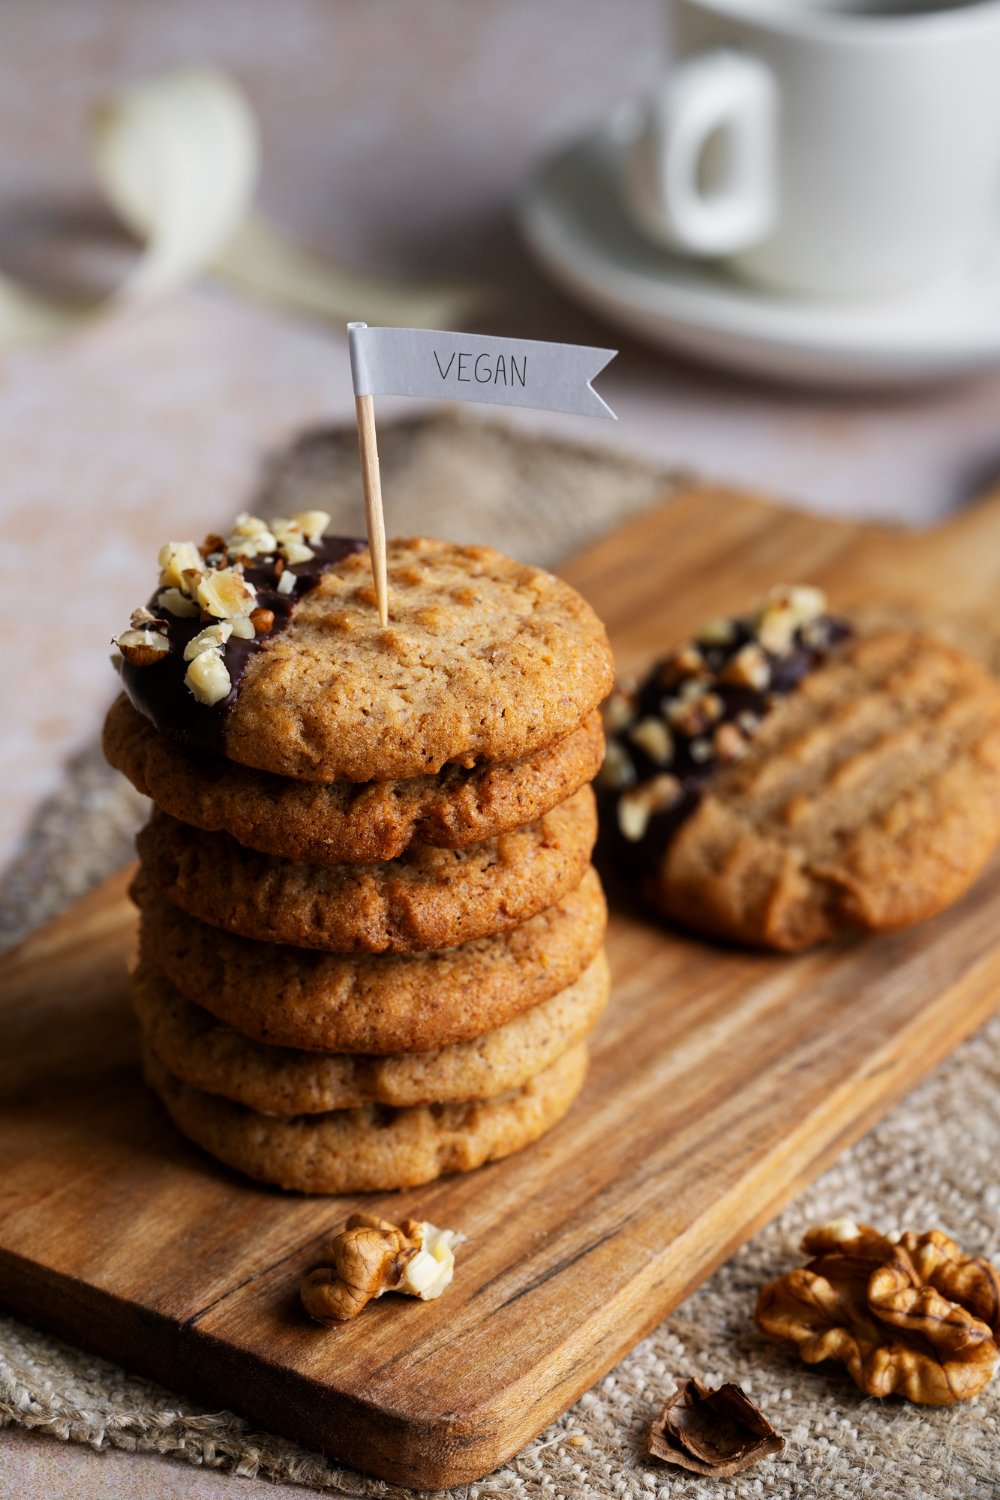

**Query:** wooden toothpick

left=353, top=390, right=388, bottom=626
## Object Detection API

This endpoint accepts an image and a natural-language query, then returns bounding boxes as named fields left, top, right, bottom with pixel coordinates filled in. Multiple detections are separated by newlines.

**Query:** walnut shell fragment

left=755, top=1220, right=1000, bottom=1405
left=647, top=1378, right=785, bottom=1477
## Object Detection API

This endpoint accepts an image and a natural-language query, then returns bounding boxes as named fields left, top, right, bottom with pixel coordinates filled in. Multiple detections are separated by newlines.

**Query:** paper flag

left=348, top=323, right=617, bottom=419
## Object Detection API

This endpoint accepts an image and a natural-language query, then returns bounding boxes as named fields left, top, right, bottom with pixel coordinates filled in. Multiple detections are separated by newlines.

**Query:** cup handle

left=622, top=51, right=777, bottom=257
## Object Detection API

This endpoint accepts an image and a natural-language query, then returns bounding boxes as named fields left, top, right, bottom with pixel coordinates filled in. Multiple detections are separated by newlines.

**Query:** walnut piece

left=158, top=540, right=203, bottom=590
left=114, top=628, right=170, bottom=668
left=648, top=1378, right=784, bottom=1478
left=300, top=1213, right=464, bottom=1325
left=226, top=511, right=278, bottom=559
left=720, top=642, right=770, bottom=691
left=755, top=1221, right=1000, bottom=1405
left=184, top=646, right=232, bottom=706
left=196, top=565, right=257, bottom=620
left=629, top=716, right=673, bottom=765
left=753, top=584, right=827, bottom=656
left=617, top=773, right=682, bottom=841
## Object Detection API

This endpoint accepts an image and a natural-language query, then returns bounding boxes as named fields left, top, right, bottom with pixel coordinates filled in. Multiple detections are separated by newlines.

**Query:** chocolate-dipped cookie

left=601, top=589, right=1000, bottom=950
left=115, top=516, right=614, bottom=782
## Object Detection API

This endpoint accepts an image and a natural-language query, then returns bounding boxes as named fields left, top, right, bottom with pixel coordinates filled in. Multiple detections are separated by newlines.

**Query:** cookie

left=141, top=1041, right=588, bottom=1193
left=614, top=625, right=1000, bottom=950
left=118, top=532, right=614, bottom=780
left=131, top=949, right=609, bottom=1112
left=135, top=786, right=597, bottom=952
left=104, top=693, right=604, bottom=864
left=133, top=865, right=607, bottom=1052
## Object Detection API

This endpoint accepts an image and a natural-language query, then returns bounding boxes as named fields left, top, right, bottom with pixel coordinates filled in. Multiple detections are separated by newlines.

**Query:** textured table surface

left=4, top=3, right=1000, bottom=1496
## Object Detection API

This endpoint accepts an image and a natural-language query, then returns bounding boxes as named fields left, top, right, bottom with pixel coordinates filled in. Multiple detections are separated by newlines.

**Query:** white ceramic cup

left=621, top=0, right=1000, bottom=296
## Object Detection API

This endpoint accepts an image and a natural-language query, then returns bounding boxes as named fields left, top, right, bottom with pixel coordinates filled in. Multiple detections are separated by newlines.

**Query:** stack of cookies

left=105, top=516, right=614, bottom=1193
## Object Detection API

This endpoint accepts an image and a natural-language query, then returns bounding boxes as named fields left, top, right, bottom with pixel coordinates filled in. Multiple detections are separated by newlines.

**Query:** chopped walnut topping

left=294, top=508, right=333, bottom=543
left=158, top=586, right=200, bottom=618
left=601, top=588, right=843, bottom=853
left=629, top=716, right=673, bottom=765
left=114, top=629, right=170, bottom=667
left=720, top=643, right=771, bottom=691
left=250, top=606, right=276, bottom=634
left=300, top=1214, right=464, bottom=1324
left=618, top=774, right=682, bottom=841
left=696, top=616, right=737, bottom=647
left=602, top=686, right=637, bottom=735
left=129, top=605, right=161, bottom=630
left=667, top=690, right=723, bottom=738
left=117, top=512, right=350, bottom=712
left=658, top=644, right=706, bottom=687
left=184, top=646, right=232, bottom=706
left=226, top=511, right=278, bottom=559
left=158, top=540, right=203, bottom=591
left=280, top=538, right=315, bottom=566
left=270, top=514, right=318, bottom=565
left=753, top=585, right=827, bottom=656
left=801, top=617, right=834, bottom=650
left=617, top=795, right=650, bottom=842
left=713, top=722, right=750, bottom=762
left=196, top=565, right=257, bottom=621
left=598, top=737, right=637, bottom=792
left=182, top=622, right=233, bottom=661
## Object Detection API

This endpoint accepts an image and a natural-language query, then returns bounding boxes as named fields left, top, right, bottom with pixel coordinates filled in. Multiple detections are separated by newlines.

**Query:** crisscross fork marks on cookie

left=653, top=630, right=1000, bottom=949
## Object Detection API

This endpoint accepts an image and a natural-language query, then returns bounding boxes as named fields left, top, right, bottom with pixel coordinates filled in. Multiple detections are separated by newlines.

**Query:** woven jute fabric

left=2, top=415, right=998, bottom=1499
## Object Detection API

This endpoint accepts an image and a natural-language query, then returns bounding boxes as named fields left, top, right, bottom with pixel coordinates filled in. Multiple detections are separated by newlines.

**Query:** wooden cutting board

left=5, top=481, right=1000, bottom=1490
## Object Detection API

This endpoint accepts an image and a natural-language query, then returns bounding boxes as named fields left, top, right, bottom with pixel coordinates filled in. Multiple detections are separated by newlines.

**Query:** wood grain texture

left=5, top=482, right=1000, bottom=1487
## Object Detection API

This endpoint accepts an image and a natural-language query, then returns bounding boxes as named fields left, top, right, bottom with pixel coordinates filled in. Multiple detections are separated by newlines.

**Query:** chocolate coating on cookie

left=121, top=536, right=366, bottom=753
left=600, top=588, right=850, bottom=873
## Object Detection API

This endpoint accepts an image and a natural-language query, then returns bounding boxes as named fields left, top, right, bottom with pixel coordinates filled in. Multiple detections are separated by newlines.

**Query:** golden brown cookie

left=120, top=536, right=614, bottom=781
left=142, top=1041, right=588, bottom=1193
left=131, top=950, right=609, bottom=1112
left=134, top=865, right=607, bottom=1052
left=104, top=693, right=604, bottom=864
left=136, top=786, right=597, bottom=952
left=633, top=628, right=1000, bottom=950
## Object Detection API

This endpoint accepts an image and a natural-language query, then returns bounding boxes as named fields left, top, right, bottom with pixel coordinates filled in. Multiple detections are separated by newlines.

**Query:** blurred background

left=5, top=0, right=1000, bottom=866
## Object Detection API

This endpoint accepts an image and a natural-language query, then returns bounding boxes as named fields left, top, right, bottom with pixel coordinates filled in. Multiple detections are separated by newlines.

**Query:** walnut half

left=300, top=1213, right=464, bottom=1324
left=755, top=1220, right=1000, bottom=1405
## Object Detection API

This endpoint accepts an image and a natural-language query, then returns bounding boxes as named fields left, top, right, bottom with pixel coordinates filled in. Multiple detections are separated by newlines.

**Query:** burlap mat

left=2, top=414, right=998, bottom=1498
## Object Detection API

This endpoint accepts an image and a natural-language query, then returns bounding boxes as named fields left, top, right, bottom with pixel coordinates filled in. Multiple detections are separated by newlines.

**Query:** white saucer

left=517, top=123, right=1000, bottom=388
